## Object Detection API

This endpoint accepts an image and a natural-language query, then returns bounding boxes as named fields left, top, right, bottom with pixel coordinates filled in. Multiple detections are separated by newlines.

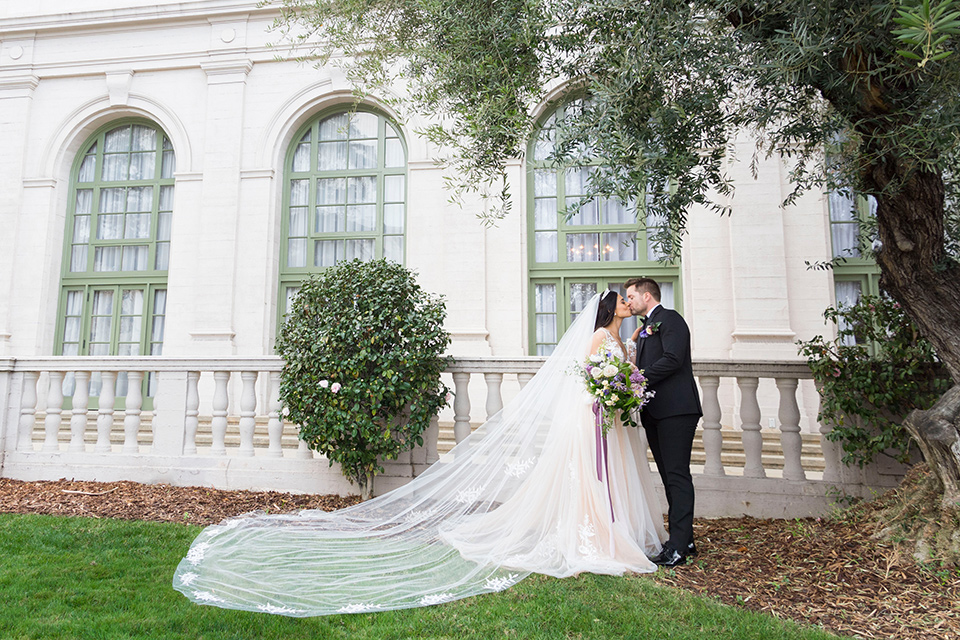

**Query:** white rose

left=591, top=368, right=603, bottom=378
left=319, top=380, right=329, bottom=389
left=602, top=364, right=618, bottom=377
left=589, top=354, right=603, bottom=363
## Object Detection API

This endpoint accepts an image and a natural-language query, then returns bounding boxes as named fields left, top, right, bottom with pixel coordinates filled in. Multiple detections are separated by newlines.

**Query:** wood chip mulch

left=0, top=477, right=360, bottom=525
left=655, top=510, right=960, bottom=640
left=2, top=477, right=958, bottom=638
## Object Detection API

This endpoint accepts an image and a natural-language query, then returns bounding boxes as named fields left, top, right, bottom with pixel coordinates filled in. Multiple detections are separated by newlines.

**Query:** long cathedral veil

left=173, top=293, right=607, bottom=616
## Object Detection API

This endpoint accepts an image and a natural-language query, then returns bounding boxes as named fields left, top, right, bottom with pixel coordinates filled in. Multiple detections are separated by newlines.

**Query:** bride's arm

left=626, top=337, right=637, bottom=363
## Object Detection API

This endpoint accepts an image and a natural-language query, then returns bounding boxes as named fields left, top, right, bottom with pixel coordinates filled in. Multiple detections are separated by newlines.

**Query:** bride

left=173, top=291, right=666, bottom=616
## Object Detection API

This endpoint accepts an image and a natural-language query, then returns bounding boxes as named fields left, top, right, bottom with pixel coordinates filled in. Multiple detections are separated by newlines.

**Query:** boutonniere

left=638, top=322, right=661, bottom=339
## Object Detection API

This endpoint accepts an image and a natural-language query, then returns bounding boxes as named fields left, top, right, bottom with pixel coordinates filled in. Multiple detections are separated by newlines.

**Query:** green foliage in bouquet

left=798, top=295, right=950, bottom=466
left=276, top=259, right=451, bottom=496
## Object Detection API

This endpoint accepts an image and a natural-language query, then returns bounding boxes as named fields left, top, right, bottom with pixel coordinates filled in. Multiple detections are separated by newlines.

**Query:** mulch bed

left=2, top=477, right=957, bottom=639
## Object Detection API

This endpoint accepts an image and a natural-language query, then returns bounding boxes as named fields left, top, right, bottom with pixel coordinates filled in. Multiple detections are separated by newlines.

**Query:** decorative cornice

left=0, top=75, right=40, bottom=93
left=0, top=1, right=271, bottom=36
left=731, top=329, right=797, bottom=343
left=239, top=169, right=275, bottom=180
left=173, top=172, right=204, bottom=182
left=188, top=330, right=237, bottom=341
left=21, top=178, right=58, bottom=189
left=201, top=59, right=253, bottom=84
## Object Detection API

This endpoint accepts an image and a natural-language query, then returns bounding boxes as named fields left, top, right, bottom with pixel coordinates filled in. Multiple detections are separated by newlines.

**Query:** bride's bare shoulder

left=588, top=328, right=608, bottom=353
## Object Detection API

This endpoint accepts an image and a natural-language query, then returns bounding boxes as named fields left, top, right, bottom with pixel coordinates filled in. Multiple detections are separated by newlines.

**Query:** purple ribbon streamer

left=592, top=401, right=616, bottom=523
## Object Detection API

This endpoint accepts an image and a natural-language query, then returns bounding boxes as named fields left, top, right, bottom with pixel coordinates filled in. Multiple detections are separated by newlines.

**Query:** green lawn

left=0, top=514, right=840, bottom=640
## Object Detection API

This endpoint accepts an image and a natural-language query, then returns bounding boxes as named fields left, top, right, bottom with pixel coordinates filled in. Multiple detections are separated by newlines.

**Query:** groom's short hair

left=625, top=277, right=661, bottom=301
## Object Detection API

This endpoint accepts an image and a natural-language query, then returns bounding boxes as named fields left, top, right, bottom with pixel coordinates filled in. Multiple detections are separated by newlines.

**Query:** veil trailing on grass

left=173, top=292, right=662, bottom=616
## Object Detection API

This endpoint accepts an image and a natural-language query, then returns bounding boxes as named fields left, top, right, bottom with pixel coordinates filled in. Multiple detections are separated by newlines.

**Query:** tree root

left=901, top=385, right=960, bottom=510
left=872, top=463, right=960, bottom=567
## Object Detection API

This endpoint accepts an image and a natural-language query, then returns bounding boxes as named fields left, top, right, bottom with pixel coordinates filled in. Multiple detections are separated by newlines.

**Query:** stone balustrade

left=0, top=356, right=909, bottom=517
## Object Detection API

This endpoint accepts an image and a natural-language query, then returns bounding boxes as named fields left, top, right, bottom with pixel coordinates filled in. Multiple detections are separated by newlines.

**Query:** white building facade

left=0, top=1, right=879, bottom=433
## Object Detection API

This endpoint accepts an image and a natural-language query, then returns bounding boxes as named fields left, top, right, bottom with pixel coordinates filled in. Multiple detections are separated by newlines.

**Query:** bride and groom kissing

left=174, top=277, right=703, bottom=616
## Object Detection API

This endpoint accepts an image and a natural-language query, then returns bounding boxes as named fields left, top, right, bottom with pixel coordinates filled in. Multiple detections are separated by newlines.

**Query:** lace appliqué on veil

left=337, top=603, right=383, bottom=614
left=577, top=516, right=599, bottom=561
left=193, top=591, right=225, bottom=604
left=258, top=604, right=307, bottom=615
left=504, top=457, right=537, bottom=478
left=483, top=573, right=521, bottom=591
left=186, top=542, right=211, bottom=566
left=178, top=572, right=199, bottom=586
left=454, top=484, right=487, bottom=504
left=419, top=593, right=455, bottom=606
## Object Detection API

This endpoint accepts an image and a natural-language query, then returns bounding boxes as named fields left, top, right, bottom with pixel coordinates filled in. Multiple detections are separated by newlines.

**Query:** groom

left=625, top=277, right=702, bottom=567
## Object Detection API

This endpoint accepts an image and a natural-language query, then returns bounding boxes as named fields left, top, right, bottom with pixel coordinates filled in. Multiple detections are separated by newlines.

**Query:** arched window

left=527, top=104, right=680, bottom=355
left=56, top=120, right=174, bottom=397
left=279, top=109, right=407, bottom=317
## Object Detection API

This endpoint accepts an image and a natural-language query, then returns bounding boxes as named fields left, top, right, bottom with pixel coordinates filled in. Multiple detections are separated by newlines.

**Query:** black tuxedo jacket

left=636, top=305, right=702, bottom=420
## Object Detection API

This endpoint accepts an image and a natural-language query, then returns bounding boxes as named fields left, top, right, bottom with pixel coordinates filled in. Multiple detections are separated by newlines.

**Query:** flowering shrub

left=276, top=260, right=450, bottom=496
left=798, top=295, right=950, bottom=466
left=574, top=349, right=654, bottom=433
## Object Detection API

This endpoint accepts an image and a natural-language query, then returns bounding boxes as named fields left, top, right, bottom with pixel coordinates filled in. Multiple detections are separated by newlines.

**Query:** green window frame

left=55, top=119, right=174, bottom=405
left=278, top=108, right=407, bottom=324
left=827, top=186, right=881, bottom=347
left=527, top=104, right=681, bottom=355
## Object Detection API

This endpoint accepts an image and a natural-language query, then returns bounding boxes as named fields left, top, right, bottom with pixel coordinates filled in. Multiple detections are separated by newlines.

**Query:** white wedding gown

left=173, top=295, right=666, bottom=616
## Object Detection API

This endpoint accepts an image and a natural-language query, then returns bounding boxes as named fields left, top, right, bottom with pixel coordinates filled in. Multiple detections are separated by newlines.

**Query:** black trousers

left=642, top=413, right=699, bottom=551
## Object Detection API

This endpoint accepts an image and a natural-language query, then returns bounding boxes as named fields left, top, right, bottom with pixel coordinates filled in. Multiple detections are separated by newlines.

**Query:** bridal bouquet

left=575, top=351, right=654, bottom=434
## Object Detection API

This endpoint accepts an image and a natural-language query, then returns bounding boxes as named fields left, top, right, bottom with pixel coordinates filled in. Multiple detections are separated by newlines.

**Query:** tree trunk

left=865, top=161, right=960, bottom=508
left=359, top=472, right=374, bottom=501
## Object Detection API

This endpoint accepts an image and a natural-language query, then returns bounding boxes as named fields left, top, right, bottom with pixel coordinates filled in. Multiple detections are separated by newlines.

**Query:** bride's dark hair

left=594, top=291, right=618, bottom=330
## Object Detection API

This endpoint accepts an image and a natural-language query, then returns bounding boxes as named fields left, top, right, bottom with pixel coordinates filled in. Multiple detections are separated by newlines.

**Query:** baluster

left=517, top=373, right=534, bottom=389
left=698, top=375, right=725, bottom=476
left=425, top=415, right=440, bottom=464
left=18, top=372, right=39, bottom=451
left=297, top=437, right=313, bottom=459
left=817, top=393, right=842, bottom=483
left=452, top=372, right=472, bottom=444
left=484, top=372, right=503, bottom=418
left=42, top=372, right=65, bottom=452
left=147, top=376, right=157, bottom=449
left=266, top=371, right=283, bottom=458
left=96, top=372, right=117, bottom=453
left=122, top=371, right=143, bottom=453
left=210, top=371, right=230, bottom=455
left=17, top=371, right=40, bottom=451
left=776, top=377, right=806, bottom=481
left=737, top=376, right=765, bottom=478
left=184, top=372, right=200, bottom=455
left=238, top=371, right=257, bottom=457
left=69, top=371, right=91, bottom=452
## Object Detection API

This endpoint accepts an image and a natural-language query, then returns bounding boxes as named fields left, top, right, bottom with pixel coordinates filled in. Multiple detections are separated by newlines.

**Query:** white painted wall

left=1, top=0, right=841, bottom=432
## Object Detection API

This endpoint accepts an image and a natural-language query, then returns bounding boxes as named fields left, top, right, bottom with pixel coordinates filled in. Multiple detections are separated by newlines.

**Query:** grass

left=0, top=513, right=841, bottom=640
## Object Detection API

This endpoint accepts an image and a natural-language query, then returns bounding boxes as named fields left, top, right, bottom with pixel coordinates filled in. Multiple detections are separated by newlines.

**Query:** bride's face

left=615, top=295, right=632, bottom=318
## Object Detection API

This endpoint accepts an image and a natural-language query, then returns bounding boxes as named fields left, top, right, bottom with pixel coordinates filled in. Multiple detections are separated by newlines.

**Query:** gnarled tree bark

left=902, top=386, right=960, bottom=511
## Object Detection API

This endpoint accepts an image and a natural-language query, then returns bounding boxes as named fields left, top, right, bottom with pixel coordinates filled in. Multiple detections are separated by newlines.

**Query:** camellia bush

left=276, top=259, right=450, bottom=498
left=798, top=295, right=950, bottom=467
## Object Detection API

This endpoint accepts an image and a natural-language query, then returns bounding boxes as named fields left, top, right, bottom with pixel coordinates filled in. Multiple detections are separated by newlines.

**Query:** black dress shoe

left=652, top=547, right=689, bottom=567
left=686, top=542, right=698, bottom=557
